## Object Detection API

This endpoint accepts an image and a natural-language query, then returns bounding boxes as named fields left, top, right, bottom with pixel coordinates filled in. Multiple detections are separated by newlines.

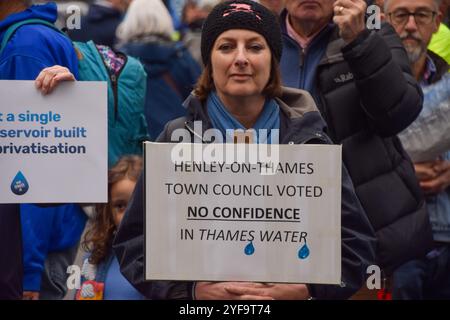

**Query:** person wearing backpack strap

left=0, top=1, right=87, bottom=300
left=73, top=41, right=149, bottom=166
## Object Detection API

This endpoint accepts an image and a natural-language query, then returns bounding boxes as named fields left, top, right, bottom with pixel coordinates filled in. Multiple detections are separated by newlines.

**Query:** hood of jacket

left=0, top=2, right=79, bottom=80
left=0, top=2, right=57, bottom=37
left=275, top=86, right=319, bottom=119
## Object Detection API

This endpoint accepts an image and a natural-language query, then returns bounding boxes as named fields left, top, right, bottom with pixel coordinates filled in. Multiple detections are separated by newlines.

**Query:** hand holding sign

left=35, top=65, right=75, bottom=95
left=224, top=283, right=311, bottom=300
left=333, top=0, right=367, bottom=44
left=195, top=282, right=273, bottom=300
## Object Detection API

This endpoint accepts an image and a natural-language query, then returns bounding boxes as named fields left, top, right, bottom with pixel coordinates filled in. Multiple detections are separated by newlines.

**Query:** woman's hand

left=224, top=283, right=311, bottom=300
left=195, top=282, right=310, bottom=300
left=35, top=65, right=75, bottom=95
left=195, top=282, right=274, bottom=300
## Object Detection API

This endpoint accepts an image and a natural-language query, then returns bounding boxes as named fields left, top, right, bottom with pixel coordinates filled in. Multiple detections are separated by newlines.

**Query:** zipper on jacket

left=111, top=54, right=127, bottom=122
left=185, top=121, right=208, bottom=143
left=299, top=48, right=306, bottom=88
left=95, top=46, right=128, bottom=122
left=110, top=73, right=119, bottom=121
left=301, top=132, right=328, bottom=145
left=299, top=48, right=305, bottom=68
left=286, top=131, right=329, bottom=145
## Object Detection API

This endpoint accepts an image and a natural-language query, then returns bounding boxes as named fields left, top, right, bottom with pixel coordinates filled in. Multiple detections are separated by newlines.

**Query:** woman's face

left=211, top=29, right=272, bottom=100
left=111, top=178, right=136, bottom=227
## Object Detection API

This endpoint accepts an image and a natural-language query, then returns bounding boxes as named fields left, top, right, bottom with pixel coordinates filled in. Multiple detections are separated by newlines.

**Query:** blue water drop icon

left=10, top=171, right=29, bottom=195
left=298, top=243, right=310, bottom=259
left=244, top=241, right=255, bottom=255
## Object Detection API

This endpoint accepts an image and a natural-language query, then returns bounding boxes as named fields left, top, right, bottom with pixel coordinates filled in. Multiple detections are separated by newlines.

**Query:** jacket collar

left=182, top=87, right=327, bottom=144
left=280, top=9, right=336, bottom=52
left=427, top=50, right=449, bottom=84
left=318, top=27, right=346, bottom=66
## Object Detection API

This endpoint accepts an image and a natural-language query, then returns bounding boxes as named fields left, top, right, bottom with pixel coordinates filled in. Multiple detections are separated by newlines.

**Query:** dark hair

left=82, top=155, right=143, bottom=265
left=194, top=57, right=283, bottom=102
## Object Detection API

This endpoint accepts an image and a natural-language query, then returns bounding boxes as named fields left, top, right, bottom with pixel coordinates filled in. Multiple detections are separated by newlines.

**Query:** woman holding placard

left=39, top=0, right=377, bottom=301
left=112, top=0, right=376, bottom=300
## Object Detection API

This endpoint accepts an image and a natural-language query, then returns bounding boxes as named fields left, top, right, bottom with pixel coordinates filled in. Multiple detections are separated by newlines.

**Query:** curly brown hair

left=82, top=155, right=143, bottom=265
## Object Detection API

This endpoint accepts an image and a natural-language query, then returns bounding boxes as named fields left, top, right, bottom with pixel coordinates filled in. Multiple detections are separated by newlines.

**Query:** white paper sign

left=145, top=142, right=342, bottom=284
left=0, top=80, right=107, bottom=203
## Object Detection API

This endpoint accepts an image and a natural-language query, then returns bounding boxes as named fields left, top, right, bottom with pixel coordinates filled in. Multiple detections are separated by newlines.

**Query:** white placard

left=145, top=142, right=342, bottom=284
left=0, top=80, right=107, bottom=203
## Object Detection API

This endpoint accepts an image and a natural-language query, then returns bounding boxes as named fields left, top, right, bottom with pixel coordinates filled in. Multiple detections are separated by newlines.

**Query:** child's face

left=111, top=178, right=136, bottom=227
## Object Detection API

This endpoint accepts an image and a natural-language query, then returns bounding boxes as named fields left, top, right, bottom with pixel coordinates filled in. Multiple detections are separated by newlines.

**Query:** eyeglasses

left=388, top=10, right=437, bottom=27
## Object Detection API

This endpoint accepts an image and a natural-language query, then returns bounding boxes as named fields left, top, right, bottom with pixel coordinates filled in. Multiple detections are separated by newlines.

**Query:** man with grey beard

left=385, top=0, right=450, bottom=299
left=385, top=0, right=446, bottom=80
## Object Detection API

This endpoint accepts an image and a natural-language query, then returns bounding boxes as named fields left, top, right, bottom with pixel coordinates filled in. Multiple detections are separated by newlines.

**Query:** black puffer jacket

left=281, top=17, right=433, bottom=273
left=113, top=87, right=377, bottom=300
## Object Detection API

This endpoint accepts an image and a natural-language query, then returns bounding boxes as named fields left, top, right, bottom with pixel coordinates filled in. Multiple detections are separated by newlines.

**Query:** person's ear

left=433, top=11, right=442, bottom=33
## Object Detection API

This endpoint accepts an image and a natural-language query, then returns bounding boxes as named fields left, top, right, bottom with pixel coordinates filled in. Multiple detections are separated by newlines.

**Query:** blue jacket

left=77, top=253, right=144, bottom=300
left=0, top=2, right=78, bottom=79
left=400, top=53, right=450, bottom=243
left=429, top=151, right=450, bottom=243
left=423, top=62, right=450, bottom=243
left=0, top=3, right=86, bottom=291
left=279, top=11, right=333, bottom=101
left=120, top=40, right=201, bottom=140
left=20, top=204, right=87, bottom=291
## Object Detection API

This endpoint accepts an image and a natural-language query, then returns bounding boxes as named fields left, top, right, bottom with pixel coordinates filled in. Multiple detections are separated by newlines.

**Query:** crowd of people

left=0, top=0, right=449, bottom=300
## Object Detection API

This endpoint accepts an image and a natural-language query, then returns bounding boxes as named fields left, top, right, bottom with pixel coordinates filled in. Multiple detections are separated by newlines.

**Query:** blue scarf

left=207, top=91, right=280, bottom=144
